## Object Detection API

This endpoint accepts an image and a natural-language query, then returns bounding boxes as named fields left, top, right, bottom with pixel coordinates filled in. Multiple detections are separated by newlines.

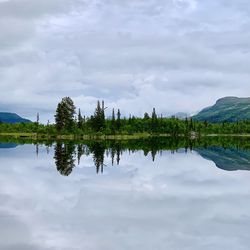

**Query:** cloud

left=0, top=0, right=250, bottom=121
left=173, top=0, right=198, bottom=11
left=0, top=0, right=82, bottom=19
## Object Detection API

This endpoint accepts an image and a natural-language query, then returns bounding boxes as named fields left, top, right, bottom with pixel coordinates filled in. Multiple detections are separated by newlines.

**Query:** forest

left=1, top=97, right=250, bottom=137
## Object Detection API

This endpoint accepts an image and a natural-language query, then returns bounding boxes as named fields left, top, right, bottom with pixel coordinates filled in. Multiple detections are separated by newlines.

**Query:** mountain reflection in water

left=1, top=137, right=250, bottom=175
left=196, top=147, right=250, bottom=171
left=48, top=137, right=250, bottom=175
left=0, top=142, right=18, bottom=149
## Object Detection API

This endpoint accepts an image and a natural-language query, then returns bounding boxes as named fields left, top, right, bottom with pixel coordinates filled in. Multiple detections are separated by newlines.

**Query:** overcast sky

left=0, top=0, right=250, bottom=122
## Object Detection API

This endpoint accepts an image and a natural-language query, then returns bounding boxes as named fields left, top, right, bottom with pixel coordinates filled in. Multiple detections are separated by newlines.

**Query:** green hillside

left=193, top=97, right=250, bottom=122
left=0, top=112, right=31, bottom=124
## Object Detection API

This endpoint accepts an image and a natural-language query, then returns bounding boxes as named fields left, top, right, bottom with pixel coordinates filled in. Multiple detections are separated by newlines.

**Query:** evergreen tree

left=151, top=108, right=158, bottom=133
left=128, top=114, right=132, bottom=125
left=101, top=100, right=105, bottom=124
left=78, top=108, right=84, bottom=129
left=144, top=112, right=150, bottom=120
left=185, top=117, right=189, bottom=135
left=116, top=109, right=121, bottom=131
left=55, top=97, right=76, bottom=131
left=111, top=108, right=116, bottom=134
left=91, top=100, right=105, bottom=132
left=36, top=112, right=40, bottom=132
left=189, top=118, right=194, bottom=131
left=36, top=113, right=40, bottom=124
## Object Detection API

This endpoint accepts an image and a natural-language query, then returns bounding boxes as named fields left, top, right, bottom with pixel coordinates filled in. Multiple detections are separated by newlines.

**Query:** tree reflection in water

left=53, top=141, right=107, bottom=175
left=53, top=139, right=171, bottom=176
left=89, top=142, right=105, bottom=174
left=48, top=136, right=250, bottom=175
left=54, top=142, right=76, bottom=176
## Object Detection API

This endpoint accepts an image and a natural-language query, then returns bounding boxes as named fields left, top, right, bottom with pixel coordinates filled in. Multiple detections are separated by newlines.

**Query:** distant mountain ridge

left=193, top=97, right=250, bottom=123
left=0, top=112, right=31, bottom=124
left=172, top=112, right=191, bottom=119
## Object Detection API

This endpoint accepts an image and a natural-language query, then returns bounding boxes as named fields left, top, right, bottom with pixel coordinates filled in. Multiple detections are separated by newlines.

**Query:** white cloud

left=0, top=0, right=250, bottom=122
left=173, top=0, right=198, bottom=11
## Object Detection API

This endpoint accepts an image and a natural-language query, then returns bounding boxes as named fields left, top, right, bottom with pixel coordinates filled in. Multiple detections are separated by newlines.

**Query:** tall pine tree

left=111, top=108, right=116, bottom=134
left=78, top=108, right=84, bottom=129
left=91, top=100, right=106, bottom=132
left=151, top=108, right=158, bottom=133
left=116, top=109, right=121, bottom=131
left=55, top=97, right=76, bottom=131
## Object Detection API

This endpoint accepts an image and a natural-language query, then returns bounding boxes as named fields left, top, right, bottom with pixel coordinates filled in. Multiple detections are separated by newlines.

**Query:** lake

left=1, top=137, right=250, bottom=250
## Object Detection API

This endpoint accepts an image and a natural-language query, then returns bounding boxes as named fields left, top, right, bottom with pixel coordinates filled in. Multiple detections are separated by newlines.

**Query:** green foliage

left=111, top=108, right=116, bottom=134
left=116, top=109, right=121, bottom=131
left=78, top=109, right=84, bottom=129
left=144, top=112, right=150, bottom=120
left=3, top=97, right=250, bottom=137
left=90, top=100, right=106, bottom=132
left=151, top=108, right=158, bottom=133
left=55, top=97, right=76, bottom=131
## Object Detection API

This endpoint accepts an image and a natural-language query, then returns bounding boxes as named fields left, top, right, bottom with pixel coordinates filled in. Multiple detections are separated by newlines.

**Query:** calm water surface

left=1, top=139, right=250, bottom=250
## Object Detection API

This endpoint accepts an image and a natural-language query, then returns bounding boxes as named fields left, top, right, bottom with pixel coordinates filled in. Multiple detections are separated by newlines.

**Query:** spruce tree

left=36, top=112, right=40, bottom=132
left=189, top=117, right=194, bottom=131
left=111, top=108, right=116, bottom=134
left=151, top=108, right=158, bottom=133
left=116, top=109, right=121, bottom=131
left=91, top=100, right=105, bottom=132
left=78, top=108, right=83, bottom=129
left=101, top=100, right=105, bottom=124
left=55, top=97, right=76, bottom=131
left=36, top=112, right=40, bottom=124
left=144, top=112, right=150, bottom=120
left=185, top=117, right=189, bottom=135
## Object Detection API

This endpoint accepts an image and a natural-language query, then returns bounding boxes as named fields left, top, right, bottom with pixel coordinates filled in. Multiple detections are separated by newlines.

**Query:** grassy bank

left=2, top=132, right=250, bottom=141
left=0, top=132, right=166, bottom=140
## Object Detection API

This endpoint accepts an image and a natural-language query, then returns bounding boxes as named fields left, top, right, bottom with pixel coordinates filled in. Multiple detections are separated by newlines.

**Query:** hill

left=193, top=97, right=250, bottom=122
left=0, top=112, right=31, bottom=124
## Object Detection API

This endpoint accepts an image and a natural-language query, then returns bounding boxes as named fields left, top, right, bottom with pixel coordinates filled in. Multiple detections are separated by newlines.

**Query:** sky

left=0, top=0, right=250, bottom=122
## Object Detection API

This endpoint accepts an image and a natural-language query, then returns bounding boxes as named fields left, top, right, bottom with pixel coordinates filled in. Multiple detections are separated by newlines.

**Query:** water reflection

left=1, top=137, right=250, bottom=250
left=54, top=142, right=76, bottom=176
left=0, top=142, right=17, bottom=149
left=197, top=147, right=250, bottom=171
left=1, top=137, right=250, bottom=175
left=89, top=142, right=105, bottom=174
left=49, top=137, right=250, bottom=176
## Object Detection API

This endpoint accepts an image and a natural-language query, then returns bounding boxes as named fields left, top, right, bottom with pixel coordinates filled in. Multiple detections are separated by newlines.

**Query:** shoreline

left=1, top=132, right=250, bottom=141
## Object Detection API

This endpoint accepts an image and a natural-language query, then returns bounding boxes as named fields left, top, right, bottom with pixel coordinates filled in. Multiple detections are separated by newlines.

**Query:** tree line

left=2, top=96, right=250, bottom=136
